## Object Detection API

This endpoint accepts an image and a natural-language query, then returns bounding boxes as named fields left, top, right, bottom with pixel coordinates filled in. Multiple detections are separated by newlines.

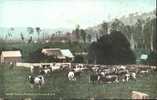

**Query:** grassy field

left=0, top=64, right=157, bottom=100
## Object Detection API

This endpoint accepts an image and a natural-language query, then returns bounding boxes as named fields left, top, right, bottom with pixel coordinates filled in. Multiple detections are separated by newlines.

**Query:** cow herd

left=87, top=64, right=156, bottom=84
left=27, top=63, right=157, bottom=88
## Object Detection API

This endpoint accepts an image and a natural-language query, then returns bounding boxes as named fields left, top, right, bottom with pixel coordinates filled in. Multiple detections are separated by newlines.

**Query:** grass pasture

left=0, top=64, right=157, bottom=99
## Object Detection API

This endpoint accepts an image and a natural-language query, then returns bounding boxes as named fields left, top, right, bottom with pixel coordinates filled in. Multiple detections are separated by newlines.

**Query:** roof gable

left=1, top=51, right=22, bottom=57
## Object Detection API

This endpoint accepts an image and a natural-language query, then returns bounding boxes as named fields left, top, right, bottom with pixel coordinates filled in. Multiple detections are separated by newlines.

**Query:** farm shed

left=41, top=48, right=74, bottom=62
left=1, top=50, right=22, bottom=64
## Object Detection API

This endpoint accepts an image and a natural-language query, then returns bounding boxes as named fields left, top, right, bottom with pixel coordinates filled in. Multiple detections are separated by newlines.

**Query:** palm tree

left=20, top=32, right=24, bottom=41
left=36, top=27, right=41, bottom=41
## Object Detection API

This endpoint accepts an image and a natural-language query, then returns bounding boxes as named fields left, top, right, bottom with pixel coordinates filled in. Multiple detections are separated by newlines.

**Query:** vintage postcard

left=0, top=0, right=156, bottom=99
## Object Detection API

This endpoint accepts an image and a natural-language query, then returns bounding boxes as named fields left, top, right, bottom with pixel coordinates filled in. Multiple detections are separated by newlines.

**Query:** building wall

left=1, top=57, right=22, bottom=64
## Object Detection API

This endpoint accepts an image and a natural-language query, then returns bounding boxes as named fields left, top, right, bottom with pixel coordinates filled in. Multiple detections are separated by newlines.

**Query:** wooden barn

left=41, top=48, right=74, bottom=62
left=1, top=51, right=22, bottom=64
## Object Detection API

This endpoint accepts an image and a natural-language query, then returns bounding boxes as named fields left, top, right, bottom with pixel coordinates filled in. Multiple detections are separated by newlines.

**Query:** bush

left=146, top=51, right=157, bottom=66
left=88, top=31, right=136, bottom=65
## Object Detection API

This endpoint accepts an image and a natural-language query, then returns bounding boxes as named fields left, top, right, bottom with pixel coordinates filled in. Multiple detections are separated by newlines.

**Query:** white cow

left=68, top=71, right=76, bottom=81
left=50, top=63, right=61, bottom=72
left=119, top=65, right=126, bottom=70
left=130, top=72, right=136, bottom=80
left=124, top=73, right=130, bottom=82
left=139, top=70, right=149, bottom=74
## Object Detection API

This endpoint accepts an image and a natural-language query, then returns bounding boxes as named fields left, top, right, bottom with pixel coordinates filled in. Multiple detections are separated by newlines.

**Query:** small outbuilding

left=41, top=48, right=74, bottom=62
left=1, top=50, right=22, bottom=64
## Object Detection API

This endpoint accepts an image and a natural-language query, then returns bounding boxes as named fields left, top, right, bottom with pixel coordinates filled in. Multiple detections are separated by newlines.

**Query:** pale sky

left=0, top=0, right=156, bottom=29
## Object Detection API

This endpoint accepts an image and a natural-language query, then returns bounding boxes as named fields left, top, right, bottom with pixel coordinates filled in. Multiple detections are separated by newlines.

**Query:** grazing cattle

left=130, top=72, right=136, bottom=80
left=124, top=73, right=130, bottom=82
left=92, top=66, right=99, bottom=72
left=89, top=74, right=100, bottom=84
left=60, top=63, right=71, bottom=71
left=139, top=70, right=149, bottom=74
left=28, top=75, right=45, bottom=88
left=100, top=72, right=105, bottom=77
left=74, top=64, right=87, bottom=72
left=30, top=65, right=41, bottom=74
left=68, top=71, right=76, bottom=81
left=99, top=75, right=119, bottom=83
left=117, top=65, right=126, bottom=70
left=40, top=69, right=51, bottom=75
left=74, top=71, right=81, bottom=79
left=50, top=63, right=61, bottom=72
left=41, top=64, right=50, bottom=69
left=116, top=69, right=129, bottom=76
left=103, top=68, right=116, bottom=76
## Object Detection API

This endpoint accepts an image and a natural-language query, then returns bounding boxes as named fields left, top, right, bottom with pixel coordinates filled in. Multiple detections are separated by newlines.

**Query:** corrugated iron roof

left=42, top=48, right=74, bottom=58
left=60, top=49, right=74, bottom=58
left=41, top=48, right=60, bottom=54
left=1, top=51, right=22, bottom=57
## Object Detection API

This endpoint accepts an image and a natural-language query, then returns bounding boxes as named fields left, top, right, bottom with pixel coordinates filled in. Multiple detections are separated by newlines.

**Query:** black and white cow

left=89, top=73, right=100, bottom=84
left=99, top=74, right=119, bottom=83
left=40, top=69, right=51, bottom=76
left=130, top=72, right=136, bottom=80
left=28, top=75, right=45, bottom=88
left=68, top=71, right=76, bottom=81
left=68, top=70, right=81, bottom=81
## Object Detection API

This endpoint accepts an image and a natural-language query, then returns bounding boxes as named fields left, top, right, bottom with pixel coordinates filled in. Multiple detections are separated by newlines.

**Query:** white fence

left=16, top=62, right=71, bottom=68
left=16, top=63, right=52, bottom=68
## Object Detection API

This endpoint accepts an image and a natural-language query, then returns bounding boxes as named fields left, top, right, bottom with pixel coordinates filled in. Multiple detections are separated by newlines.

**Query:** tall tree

left=152, top=18, right=157, bottom=52
left=134, top=19, right=145, bottom=48
left=143, top=18, right=152, bottom=51
left=99, top=22, right=108, bottom=38
left=111, top=19, right=125, bottom=32
left=75, top=25, right=80, bottom=41
left=80, top=29, right=87, bottom=43
left=87, top=34, right=92, bottom=43
left=36, top=27, right=41, bottom=41
left=72, top=24, right=80, bottom=42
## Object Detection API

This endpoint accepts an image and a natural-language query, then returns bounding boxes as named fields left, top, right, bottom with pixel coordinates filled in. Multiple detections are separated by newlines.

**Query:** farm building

left=0, top=50, right=22, bottom=64
left=41, top=48, right=74, bottom=62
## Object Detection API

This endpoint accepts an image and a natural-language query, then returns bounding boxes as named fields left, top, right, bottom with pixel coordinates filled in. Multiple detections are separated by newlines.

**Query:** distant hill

left=119, top=10, right=156, bottom=25
left=85, top=9, right=156, bottom=41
